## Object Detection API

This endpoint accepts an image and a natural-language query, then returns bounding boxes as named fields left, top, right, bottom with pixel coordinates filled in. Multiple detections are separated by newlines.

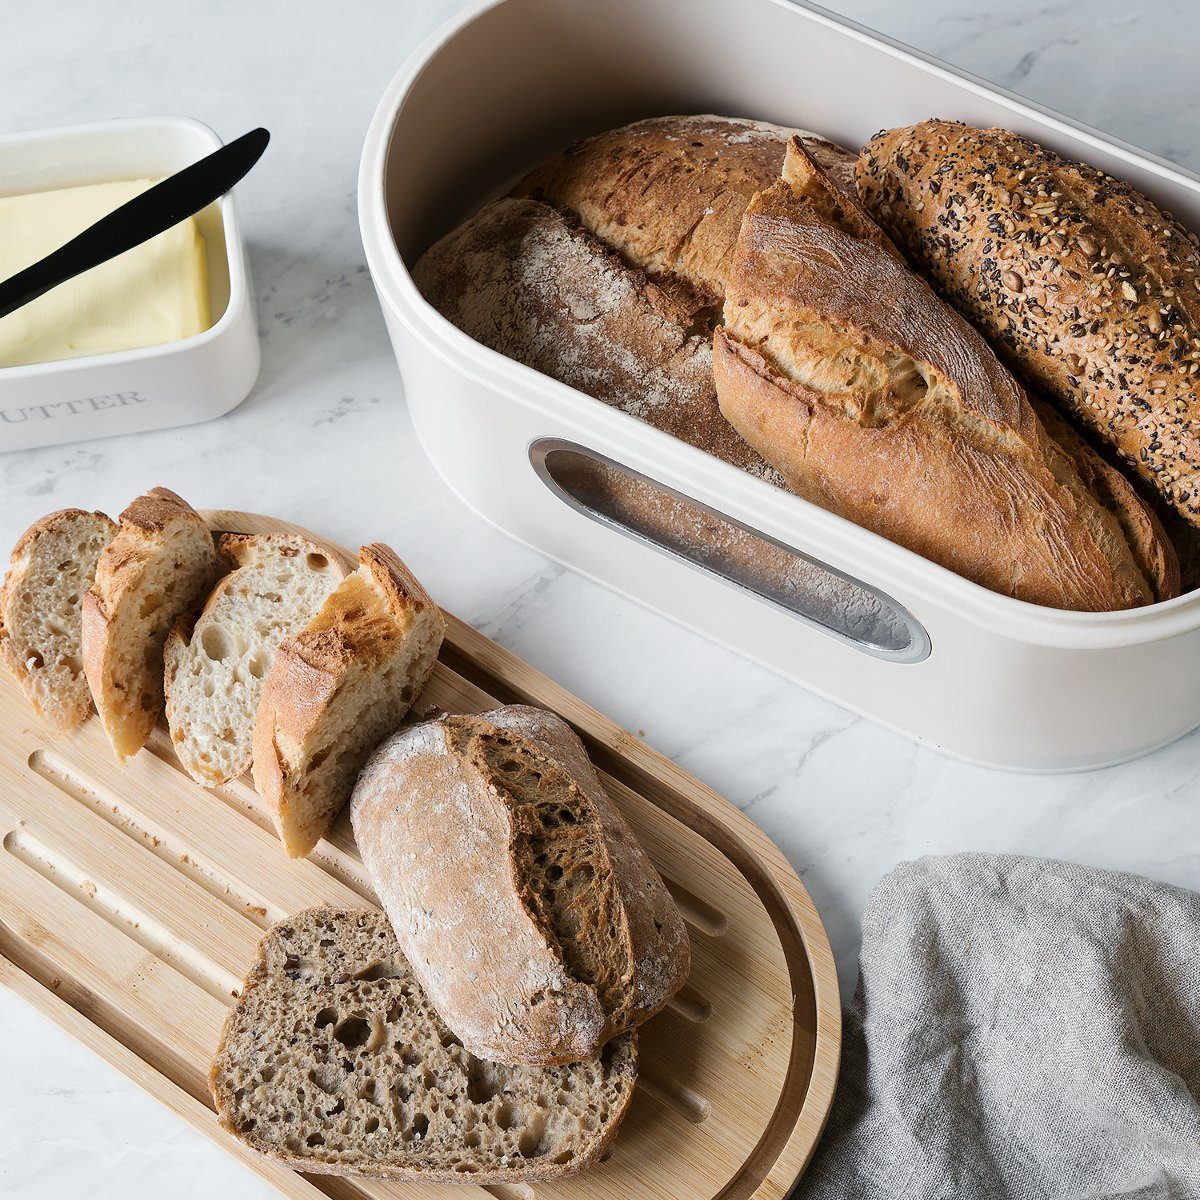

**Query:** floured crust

left=413, top=195, right=783, bottom=482
left=856, top=120, right=1200, bottom=530
left=715, top=140, right=1176, bottom=610
left=253, top=542, right=446, bottom=859
left=350, top=705, right=689, bottom=1066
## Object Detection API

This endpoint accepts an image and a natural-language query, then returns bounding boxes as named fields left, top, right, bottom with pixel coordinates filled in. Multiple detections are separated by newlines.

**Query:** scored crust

left=350, top=705, right=689, bottom=1067
left=514, top=114, right=857, bottom=307
left=856, top=119, right=1200, bottom=530
left=715, top=139, right=1176, bottom=610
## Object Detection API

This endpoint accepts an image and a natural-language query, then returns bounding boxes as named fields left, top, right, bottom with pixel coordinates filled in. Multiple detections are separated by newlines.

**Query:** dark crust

left=856, top=120, right=1200, bottom=528
left=118, top=485, right=197, bottom=532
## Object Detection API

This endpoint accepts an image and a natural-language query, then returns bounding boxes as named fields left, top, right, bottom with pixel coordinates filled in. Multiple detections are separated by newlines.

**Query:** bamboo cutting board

left=0, top=510, right=840, bottom=1200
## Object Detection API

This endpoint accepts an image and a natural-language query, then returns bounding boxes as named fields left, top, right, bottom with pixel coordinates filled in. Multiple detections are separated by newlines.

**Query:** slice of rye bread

left=0, top=508, right=117, bottom=731
left=252, top=543, right=446, bottom=859
left=209, top=907, right=637, bottom=1183
left=82, top=488, right=220, bottom=760
left=164, top=533, right=349, bottom=787
left=351, top=705, right=690, bottom=1066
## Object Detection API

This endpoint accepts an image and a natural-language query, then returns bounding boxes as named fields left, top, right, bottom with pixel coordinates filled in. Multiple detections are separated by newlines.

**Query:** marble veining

left=2, top=1, right=1200, bottom=1195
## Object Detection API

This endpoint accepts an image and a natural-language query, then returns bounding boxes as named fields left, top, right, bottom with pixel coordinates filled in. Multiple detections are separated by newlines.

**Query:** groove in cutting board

left=667, top=984, right=712, bottom=1023
left=28, top=747, right=280, bottom=929
left=0, top=509, right=841, bottom=1200
left=3, top=827, right=241, bottom=1003
left=637, top=1064, right=712, bottom=1124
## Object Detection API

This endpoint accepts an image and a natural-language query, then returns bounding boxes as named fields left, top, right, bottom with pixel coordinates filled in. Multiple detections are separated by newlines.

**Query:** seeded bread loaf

left=164, top=533, right=347, bottom=786
left=0, top=508, right=116, bottom=731
left=82, top=487, right=219, bottom=760
left=210, top=907, right=637, bottom=1182
left=856, top=120, right=1200, bottom=530
left=714, top=139, right=1177, bottom=610
left=350, top=704, right=689, bottom=1067
left=252, top=543, right=446, bottom=859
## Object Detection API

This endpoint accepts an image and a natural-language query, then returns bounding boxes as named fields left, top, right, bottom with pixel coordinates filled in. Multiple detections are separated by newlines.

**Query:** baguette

left=252, top=543, right=445, bottom=859
left=856, top=120, right=1200, bottom=530
left=0, top=508, right=116, bottom=731
left=210, top=907, right=637, bottom=1182
left=164, top=532, right=347, bottom=786
left=350, top=705, right=689, bottom=1066
left=82, top=487, right=219, bottom=760
left=714, top=139, right=1177, bottom=610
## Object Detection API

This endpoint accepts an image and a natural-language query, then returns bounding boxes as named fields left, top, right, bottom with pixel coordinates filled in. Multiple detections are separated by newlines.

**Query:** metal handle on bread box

left=530, top=438, right=931, bottom=664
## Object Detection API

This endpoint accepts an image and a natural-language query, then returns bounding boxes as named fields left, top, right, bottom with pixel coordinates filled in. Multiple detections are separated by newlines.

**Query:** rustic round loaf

left=350, top=705, right=690, bottom=1066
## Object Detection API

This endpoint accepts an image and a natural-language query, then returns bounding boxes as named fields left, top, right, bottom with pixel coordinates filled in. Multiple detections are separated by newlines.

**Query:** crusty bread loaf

left=210, top=907, right=637, bottom=1182
left=413, top=195, right=782, bottom=483
left=350, top=705, right=689, bottom=1067
left=0, top=509, right=116, bottom=731
left=514, top=114, right=856, bottom=307
left=715, top=139, right=1177, bottom=610
left=82, top=488, right=219, bottom=760
left=856, top=120, right=1200, bottom=530
left=164, top=533, right=347, bottom=786
left=252, top=543, right=446, bottom=859
left=1031, top=400, right=1178, bottom=601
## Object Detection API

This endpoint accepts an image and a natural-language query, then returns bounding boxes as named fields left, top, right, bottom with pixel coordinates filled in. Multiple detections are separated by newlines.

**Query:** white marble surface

left=3, top=0, right=1200, bottom=1194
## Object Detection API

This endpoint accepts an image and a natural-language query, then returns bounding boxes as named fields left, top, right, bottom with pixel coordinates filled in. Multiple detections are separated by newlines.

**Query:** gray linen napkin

left=798, top=853, right=1200, bottom=1199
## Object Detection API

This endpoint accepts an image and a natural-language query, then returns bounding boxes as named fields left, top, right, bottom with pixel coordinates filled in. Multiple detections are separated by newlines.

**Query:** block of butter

left=0, top=180, right=211, bottom=369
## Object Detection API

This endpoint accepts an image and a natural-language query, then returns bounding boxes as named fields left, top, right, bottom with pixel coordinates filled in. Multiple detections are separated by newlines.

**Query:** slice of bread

left=209, top=907, right=637, bottom=1182
left=82, top=487, right=219, bottom=761
left=164, top=533, right=348, bottom=786
left=253, top=543, right=446, bottom=858
left=0, top=509, right=117, bottom=731
left=352, top=705, right=690, bottom=1066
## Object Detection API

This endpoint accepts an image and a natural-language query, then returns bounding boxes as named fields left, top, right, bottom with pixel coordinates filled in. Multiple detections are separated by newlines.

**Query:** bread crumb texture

left=210, top=907, right=637, bottom=1183
left=0, top=508, right=115, bottom=730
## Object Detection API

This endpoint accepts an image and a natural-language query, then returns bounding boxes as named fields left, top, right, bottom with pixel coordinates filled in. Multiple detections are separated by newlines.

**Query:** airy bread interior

left=262, top=551, right=446, bottom=859
left=87, top=509, right=217, bottom=759
left=165, top=534, right=344, bottom=786
left=210, top=907, right=637, bottom=1182
left=0, top=510, right=115, bottom=731
left=475, top=728, right=635, bottom=1030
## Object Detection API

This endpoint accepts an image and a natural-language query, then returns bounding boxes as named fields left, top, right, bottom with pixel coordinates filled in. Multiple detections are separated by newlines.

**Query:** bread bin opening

left=531, top=439, right=930, bottom=662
